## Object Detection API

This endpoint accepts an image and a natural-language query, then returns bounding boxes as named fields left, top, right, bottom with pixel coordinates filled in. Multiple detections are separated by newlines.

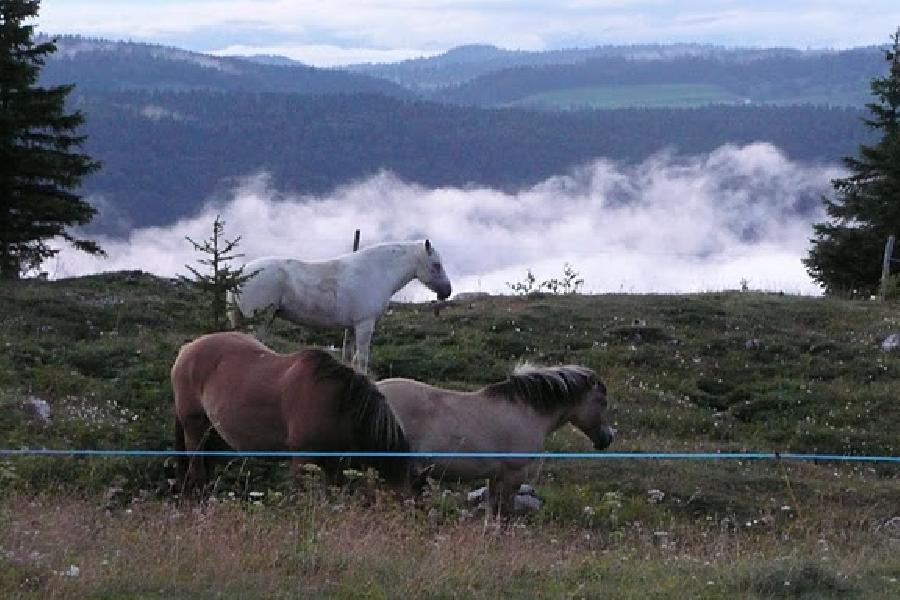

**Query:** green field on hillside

left=1, top=272, right=898, bottom=598
left=507, top=83, right=870, bottom=110
left=508, top=84, right=744, bottom=109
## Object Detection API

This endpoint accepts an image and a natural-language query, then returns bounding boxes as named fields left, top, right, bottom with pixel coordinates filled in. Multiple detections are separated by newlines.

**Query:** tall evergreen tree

left=0, top=0, right=101, bottom=280
left=805, top=28, right=900, bottom=295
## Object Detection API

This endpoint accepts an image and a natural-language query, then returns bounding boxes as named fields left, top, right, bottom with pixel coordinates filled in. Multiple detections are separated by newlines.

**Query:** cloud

left=52, top=143, right=839, bottom=298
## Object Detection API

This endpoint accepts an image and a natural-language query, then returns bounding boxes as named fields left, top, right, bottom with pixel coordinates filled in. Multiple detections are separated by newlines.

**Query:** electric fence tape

left=1, top=449, right=898, bottom=462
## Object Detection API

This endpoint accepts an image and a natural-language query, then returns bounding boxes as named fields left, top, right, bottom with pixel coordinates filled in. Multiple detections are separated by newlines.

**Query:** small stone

left=517, top=484, right=536, bottom=496
left=103, top=486, right=128, bottom=510
left=24, top=396, right=51, bottom=424
left=514, top=492, right=541, bottom=512
left=467, top=486, right=488, bottom=503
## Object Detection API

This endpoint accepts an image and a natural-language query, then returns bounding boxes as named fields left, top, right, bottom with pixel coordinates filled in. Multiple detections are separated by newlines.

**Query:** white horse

left=228, top=240, right=452, bottom=372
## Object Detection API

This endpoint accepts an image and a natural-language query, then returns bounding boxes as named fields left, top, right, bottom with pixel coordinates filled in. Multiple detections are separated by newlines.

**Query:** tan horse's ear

left=425, top=239, right=433, bottom=255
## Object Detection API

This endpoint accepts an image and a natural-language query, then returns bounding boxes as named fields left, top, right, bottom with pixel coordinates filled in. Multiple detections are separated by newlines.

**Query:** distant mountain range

left=44, top=36, right=884, bottom=109
left=345, top=43, right=883, bottom=108
left=40, top=36, right=411, bottom=98
left=33, top=36, right=882, bottom=233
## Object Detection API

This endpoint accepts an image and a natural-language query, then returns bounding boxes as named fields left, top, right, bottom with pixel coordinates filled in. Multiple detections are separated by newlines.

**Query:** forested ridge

left=74, top=90, right=869, bottom=230
left=437, top=49, right=882, bottom=107
left=32, top=37, right=878, bottom=232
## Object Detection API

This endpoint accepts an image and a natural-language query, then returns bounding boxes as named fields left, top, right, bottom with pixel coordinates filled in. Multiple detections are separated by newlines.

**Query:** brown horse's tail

left=346, top=370, right=411, bottom=484
left=305, top=349, right=410, bottom=484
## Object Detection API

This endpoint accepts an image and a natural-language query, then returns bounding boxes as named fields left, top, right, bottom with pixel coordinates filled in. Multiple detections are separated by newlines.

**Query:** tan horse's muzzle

left=593, top=425, right=616, bottom=450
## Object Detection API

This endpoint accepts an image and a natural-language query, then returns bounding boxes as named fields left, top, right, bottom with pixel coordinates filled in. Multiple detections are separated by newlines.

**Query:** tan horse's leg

left=491, top=467, right=528, bottom=519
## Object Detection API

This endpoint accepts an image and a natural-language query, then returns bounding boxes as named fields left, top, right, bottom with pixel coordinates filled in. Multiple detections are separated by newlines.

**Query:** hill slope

left=1, top=273, right=896, bottom=466
left=75, top=91, right=869, bottom=230
left=0, top=274, right=897, bottom=597
left=436, top=48, right=883, bottom=108
left=28, top=38, right=880, bottom=231
left=349, top=43, right=884, bottom=108
left=39, top=35, right=411, bottom=98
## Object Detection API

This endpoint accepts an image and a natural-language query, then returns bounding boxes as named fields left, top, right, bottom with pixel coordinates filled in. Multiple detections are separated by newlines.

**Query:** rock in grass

left=467, top=486, right=488, bottom=504
left=514, top=484, right=541, bottom=511
left=24, top=395, right=51, bottom=425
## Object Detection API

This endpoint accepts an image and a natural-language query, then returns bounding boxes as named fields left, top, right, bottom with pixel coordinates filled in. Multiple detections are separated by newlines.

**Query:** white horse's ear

left=425, top=239, right=433, bottom=255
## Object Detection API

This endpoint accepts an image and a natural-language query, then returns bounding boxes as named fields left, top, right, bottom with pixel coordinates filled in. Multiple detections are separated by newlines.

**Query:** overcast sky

left=38, top=1, right=900, bottom=66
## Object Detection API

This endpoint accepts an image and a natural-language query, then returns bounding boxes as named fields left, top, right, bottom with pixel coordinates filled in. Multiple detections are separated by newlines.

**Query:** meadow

left=1, top=272, right=898, bottom=598
left=507, top=83, right=743, bottom=109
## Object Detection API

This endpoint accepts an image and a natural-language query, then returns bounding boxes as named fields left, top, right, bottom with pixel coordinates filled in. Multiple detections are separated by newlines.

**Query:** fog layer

left=54, top=143, right=839, bottom=298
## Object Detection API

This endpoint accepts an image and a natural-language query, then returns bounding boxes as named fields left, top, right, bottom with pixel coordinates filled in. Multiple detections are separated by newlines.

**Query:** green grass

left=507, top=83, right=744, bottom=109
left=0, top=272, right=898, bottom=597
left=503, top=83, right=871, bottom=110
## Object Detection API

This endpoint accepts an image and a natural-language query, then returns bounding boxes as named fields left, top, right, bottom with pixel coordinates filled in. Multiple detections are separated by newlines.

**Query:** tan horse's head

left=415, top=239, right=452, bottom=300
left=568, top=379, right=615, bottom=450
left=489, top=363, right=616, bottom=451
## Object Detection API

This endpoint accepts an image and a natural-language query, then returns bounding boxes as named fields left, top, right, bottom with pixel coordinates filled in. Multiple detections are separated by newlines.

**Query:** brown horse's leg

left=180, top=414, right=214, bottom=494
left=175, top=415, right=188, bottom=493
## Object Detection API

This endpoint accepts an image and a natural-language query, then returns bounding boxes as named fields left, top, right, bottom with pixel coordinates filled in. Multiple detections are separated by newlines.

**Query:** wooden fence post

left=882, top=234, right=896, bottom=299
left=342, top=229, right=361, bottom=361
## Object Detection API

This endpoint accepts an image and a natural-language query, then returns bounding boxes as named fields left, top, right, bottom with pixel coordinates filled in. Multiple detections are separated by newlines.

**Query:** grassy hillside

left=508, top=83, right=870, bottom=110
left=508, top=84, right=744, bottom=109
left=436, top=49, right=881, bottom=109
left=1, top=272, right=898, bottom=598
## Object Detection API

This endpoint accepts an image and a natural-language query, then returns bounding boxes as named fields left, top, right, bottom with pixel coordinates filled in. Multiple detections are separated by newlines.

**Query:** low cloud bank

left=54, top=143, right=839, bottom=298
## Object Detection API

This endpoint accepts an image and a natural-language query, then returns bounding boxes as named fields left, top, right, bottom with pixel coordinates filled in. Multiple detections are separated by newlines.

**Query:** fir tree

left=805, top=28, right=900, bottom=295
left=0, top=0, right=101, bottom=279
left=181, top=215, right=256, bottom=331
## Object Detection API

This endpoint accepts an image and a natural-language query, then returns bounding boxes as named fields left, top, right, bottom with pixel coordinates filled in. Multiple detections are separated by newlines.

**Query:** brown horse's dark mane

left=300, top=348, right=409, bottom=479
left=484, top=364, right=602, bottom=413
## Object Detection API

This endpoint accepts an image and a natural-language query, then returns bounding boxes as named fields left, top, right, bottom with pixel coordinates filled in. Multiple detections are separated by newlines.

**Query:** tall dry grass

left=1, top=487, right=897, bottom=599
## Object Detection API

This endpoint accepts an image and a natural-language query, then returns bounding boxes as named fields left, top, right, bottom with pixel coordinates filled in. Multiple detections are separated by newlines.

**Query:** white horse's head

left=415, top=239, right=452, bottom=300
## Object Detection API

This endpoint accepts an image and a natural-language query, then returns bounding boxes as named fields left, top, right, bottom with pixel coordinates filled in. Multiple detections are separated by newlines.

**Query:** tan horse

left=377, top=364, right=614, bottom=513
left=171, top=332, right=408, bottom=491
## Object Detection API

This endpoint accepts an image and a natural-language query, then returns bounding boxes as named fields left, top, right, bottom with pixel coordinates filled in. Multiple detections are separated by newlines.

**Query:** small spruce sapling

left=181, top=215, right=256, bottom=331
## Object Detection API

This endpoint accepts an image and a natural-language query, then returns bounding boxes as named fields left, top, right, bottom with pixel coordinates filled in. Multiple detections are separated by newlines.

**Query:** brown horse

left=377, top=363, right=614, bottom=513
left=171, top=332, right=408, bottom=491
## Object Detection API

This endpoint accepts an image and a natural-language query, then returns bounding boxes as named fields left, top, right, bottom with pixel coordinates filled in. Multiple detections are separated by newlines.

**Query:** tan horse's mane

left=301, top=348, right=409, bottom=475
left=484, top=363, right=602, bottom=413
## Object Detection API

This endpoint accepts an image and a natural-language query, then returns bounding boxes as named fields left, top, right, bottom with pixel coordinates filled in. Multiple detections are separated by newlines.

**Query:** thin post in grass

left=881, top=234, right=896, bottom=299
left=342, top=229, right=361, bottom=361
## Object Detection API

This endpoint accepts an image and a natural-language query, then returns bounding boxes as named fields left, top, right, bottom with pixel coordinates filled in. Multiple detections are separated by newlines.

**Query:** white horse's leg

left=341, top=329, right=354, bottom=362
left=353, top=318, right=376, bottom=373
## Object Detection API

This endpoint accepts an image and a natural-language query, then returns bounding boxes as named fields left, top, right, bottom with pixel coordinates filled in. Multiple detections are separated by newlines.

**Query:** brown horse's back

left=172, top=332, right=410, bottom=491
left=172, top=332, right=306, bottom=451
